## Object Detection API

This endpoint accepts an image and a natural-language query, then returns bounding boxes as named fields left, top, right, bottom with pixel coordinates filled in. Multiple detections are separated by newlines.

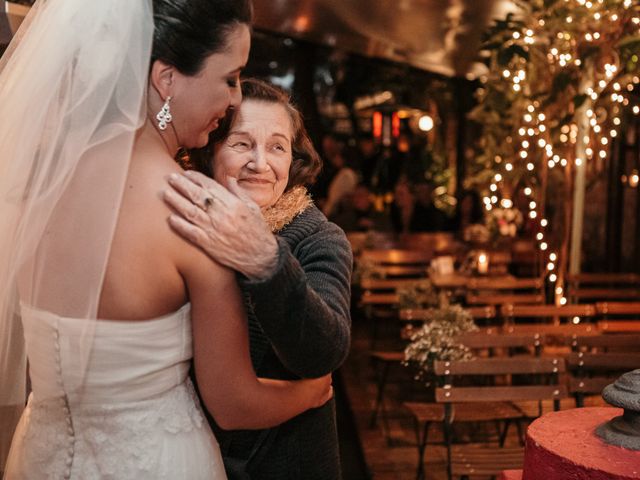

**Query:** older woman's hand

left=164, top=170, right=278, bottom=280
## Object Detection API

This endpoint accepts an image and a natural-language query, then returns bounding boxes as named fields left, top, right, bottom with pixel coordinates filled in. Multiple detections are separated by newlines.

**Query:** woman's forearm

left=201, top=375, right=332, bottom=431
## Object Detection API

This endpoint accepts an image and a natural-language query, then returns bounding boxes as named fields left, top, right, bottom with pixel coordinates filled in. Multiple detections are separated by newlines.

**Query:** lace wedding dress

left=4, top=303, right=226, bottom=479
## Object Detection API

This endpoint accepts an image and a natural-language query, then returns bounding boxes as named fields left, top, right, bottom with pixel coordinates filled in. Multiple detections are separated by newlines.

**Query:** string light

left=475, top=0, right=637, bottom=295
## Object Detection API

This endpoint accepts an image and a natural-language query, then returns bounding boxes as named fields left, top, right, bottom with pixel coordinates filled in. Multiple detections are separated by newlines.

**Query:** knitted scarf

left=261, top=186, right=313, bottom=233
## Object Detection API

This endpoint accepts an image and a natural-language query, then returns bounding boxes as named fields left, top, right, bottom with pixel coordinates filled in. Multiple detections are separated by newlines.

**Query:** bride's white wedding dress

left=4, top=303, right=226, bottom=479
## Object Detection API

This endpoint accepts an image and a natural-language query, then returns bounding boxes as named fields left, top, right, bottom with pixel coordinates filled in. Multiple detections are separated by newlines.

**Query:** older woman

left=164, top=78, right=352, bottom=480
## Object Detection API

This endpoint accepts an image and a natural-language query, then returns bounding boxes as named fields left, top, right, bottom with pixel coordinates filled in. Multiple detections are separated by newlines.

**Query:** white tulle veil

left=0, top=0, right=153, bottom=468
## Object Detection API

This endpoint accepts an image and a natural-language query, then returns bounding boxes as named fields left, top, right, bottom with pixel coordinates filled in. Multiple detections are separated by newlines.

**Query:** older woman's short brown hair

left=191, top=78, right=322, bottom=190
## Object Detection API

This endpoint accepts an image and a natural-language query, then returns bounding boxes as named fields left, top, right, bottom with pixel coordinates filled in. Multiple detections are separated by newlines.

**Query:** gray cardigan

left=213, top=205, right=353, bottom=480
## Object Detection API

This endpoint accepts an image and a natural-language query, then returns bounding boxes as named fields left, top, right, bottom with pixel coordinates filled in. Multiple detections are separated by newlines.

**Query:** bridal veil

left=0, top=0, right=153, bottom=468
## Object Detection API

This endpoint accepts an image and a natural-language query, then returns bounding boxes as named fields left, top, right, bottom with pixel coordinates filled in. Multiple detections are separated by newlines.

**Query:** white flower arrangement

left=485, top=206, right=523, bottom=240
left=403, top=305, right=478, bottom=383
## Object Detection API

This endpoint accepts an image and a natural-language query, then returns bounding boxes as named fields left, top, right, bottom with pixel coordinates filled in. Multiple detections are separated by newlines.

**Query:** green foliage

left=467, top=0, right=640, bottom=243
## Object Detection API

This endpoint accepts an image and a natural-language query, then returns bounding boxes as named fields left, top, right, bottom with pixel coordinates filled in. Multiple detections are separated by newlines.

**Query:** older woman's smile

left=239, top=177, right=274, bottom=184
left=212, top=99, right=293, bottom=208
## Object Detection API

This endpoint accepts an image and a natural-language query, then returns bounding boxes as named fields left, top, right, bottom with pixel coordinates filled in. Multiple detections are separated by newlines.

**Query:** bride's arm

left=183, top=254, right=332, bottom=430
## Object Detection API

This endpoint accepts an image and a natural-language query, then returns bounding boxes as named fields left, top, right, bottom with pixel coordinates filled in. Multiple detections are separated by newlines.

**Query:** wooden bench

left=432, top=356, right=567, bottom=480
left=566, top=351, right=640, bottom=407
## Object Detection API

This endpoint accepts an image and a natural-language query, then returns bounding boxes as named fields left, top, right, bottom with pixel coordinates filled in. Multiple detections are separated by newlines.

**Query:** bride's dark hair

left=152, top=0, right=253, bottom=76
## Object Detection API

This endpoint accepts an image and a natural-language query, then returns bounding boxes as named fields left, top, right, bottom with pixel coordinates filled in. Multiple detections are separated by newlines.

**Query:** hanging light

left=418, top=115, right=434, bottom=132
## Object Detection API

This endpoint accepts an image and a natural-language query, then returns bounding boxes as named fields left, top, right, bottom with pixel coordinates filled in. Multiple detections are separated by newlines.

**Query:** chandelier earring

left=156, top=96, right=173, bottom=130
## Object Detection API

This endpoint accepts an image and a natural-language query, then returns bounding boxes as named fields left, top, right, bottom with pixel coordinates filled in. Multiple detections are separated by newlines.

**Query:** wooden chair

left=500, top=305, right=597, bottom=343
left=359, top=249, right=432, bottom=278
left=465, top=277, right=546, bottom=312
left=567, top=273, right=640, bottom=303
left=359, top=277, right=433, bottom=349
left=569, top=333, right=640, bottom=353
left=466, top=293, right=545, bottom=308
left=466, top=277, right=545, bottom=292
left=432, top=356, right=567, bottom=480
left=596, top=302, right=640, bottom=333
left=370, top=326, right=540, bottom=445
left=567, top=351, right=640, bottom=407
left=368, top=306, right=498, bottom=437
left=400, top=305, right=498, bottom=330
left=570, top=288, right=640, bottom=303
left=397, top=232, right=458, bottom=255
left=404, top=349, right=558, bottom=480
left=567, top=272, right=640, bottom=287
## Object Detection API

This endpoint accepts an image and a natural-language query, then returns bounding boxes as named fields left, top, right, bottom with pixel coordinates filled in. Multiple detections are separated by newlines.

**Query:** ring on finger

left=202, top=194, right=215, bottom=211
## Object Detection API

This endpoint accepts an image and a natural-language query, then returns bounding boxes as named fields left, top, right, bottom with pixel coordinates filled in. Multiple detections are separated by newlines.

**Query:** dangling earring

left=156, top=96, right=172, bottom=130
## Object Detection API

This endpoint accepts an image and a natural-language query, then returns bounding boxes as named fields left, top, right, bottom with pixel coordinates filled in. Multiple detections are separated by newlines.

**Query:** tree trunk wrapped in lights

left=468, top=0, right=640, bottom=301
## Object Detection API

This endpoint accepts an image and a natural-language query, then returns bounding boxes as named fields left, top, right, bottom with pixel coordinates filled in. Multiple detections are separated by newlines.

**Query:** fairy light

left=476, top=1, right=637, bottom=290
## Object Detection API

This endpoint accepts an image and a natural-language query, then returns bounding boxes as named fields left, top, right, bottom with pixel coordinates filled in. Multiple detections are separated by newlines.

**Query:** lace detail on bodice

left=11, top=380, right=215, bottom=479
left=6, top=304, right=226, bottom=479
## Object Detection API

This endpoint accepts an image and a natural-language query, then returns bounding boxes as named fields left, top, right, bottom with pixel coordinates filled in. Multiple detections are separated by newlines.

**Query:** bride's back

left=97, top=124, right=198, bottom=321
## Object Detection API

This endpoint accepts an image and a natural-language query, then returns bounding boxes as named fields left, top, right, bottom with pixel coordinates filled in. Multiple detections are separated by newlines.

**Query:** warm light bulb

left=418, top=115, right=434, bottom=132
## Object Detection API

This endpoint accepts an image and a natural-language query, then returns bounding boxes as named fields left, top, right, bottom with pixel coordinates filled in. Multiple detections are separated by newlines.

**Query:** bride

left=0, top=1, right=331, bottom=479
